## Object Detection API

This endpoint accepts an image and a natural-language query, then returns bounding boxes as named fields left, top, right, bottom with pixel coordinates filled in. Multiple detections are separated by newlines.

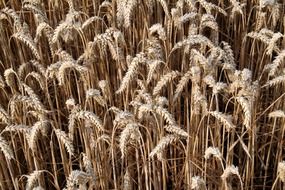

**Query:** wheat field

left=0, top=0, right=284, bottom=189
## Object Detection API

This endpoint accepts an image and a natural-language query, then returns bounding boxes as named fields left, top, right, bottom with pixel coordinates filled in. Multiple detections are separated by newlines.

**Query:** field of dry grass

left=0, top=0, right=285, bottom=189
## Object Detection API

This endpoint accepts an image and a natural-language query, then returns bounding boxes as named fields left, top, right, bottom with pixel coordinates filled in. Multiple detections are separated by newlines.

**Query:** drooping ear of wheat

left=149, top=134, right=179, bottom=160
left=116, top=53, right=146, bottom=94
left=28, top=120, right=49, bottom=151
left=0, top=135, right=14, bottom=160
left=153, top=70, right=180, bottom=96
left=54, top=129, right=74, bottom=156
left=163, top=125, right=188, bottom=138
left=64, top=170, right=91, bottom=190
left=24, top=170, right=45, bottom=190
left=197, top=0, right=227, bottom=16
left=75, top=110, right=104, bottom=131
left=149, top=24, right=166, bottom=41
left=221, top=165, right=243, bottom=190
left=208, top=111, right=236, bottom=131
left=269, top=110, right=285, bottom=118
left=86, top=88, right=106, bottom=106
left=278, top=161, right=285, bottom=182
left=0, top=106, right=11, bottom=124
left=236, top=96, right=252, bottom=130
left=204, top=146, right=222, bottom=160
left=119, top=122, right=141, bottom=158
left=123, top=169, right=132, bottom=190
left=12, top=31, right=40, bottom=60
left=82, top=153, right=96, bottom=182
left=191, top=176, right=207, bottom=190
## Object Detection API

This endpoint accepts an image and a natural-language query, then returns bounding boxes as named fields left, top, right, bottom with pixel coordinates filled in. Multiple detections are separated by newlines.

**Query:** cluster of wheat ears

left=0, top=0, right=285, bottom=189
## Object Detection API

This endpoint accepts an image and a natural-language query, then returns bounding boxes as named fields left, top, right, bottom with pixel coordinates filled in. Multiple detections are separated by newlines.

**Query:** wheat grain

left=123, top=0, right=138, bottom=28
left=2, top=124, right=29, bottom=133
left=0, top=7, right=22, bottom=30
left=176, top=12, right=197, bottom=26
left=0, top=106, right=11, bottom=124
left=138, top=104, right=153, bottom=119
left=57, top=61, right=88, bottom=86
left=221, top=165, right=243, bottom=188
left=25, top=72, right=45, bottom=90
left=229, top=0, right=245, bottom=18
left=265, top=49, right=285, bottom=76
left=4, top=68, right=19, bottom=90
left=154, top=105, right=177, bottom=126
left=264, top=72, right=285, bottom=87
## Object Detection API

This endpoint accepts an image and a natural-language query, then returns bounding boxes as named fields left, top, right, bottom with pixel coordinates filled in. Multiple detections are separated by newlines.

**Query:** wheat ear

left=153, top=71, right=180, bottom=96
left=149, top=134, right=179, bottom=160
left=209, top=111, right=236, bottom=131
left=24, top=170, right=45, bottom=190
left=54, top=129, right=74, bottom=156
left=0, top=135, right=14, bottom=160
